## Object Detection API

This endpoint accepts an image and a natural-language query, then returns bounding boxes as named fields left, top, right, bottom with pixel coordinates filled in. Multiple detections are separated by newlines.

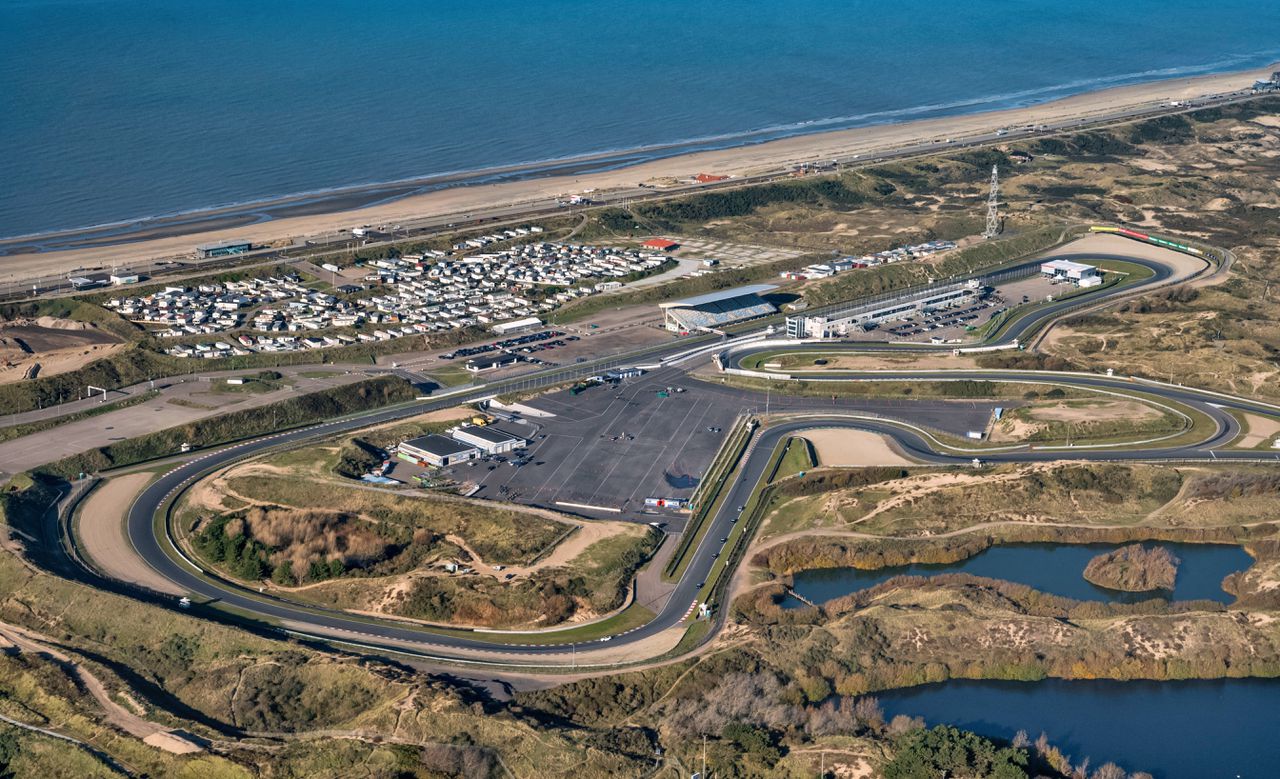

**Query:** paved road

left=50, top=234, right=1275, bottom=667
left=111, top=366, right=1280, bottom=666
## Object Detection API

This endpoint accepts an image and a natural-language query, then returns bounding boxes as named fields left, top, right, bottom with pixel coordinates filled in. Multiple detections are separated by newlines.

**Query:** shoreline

left=3, top=61, right=1276, bottom=283
left=7, top=53, right=1279, bottom=249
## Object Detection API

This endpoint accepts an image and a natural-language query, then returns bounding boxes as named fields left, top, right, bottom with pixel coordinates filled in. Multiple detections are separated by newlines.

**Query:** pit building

left=786, top=282, right=984, bottom=339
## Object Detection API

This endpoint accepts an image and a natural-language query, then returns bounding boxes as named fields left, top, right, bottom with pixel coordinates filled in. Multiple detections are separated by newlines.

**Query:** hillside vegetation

left=1084, top=544, right=1180, bottom=592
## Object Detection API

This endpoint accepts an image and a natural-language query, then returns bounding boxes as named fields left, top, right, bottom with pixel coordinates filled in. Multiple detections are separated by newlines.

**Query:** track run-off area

left=66, top=228, right=1280, bottom=672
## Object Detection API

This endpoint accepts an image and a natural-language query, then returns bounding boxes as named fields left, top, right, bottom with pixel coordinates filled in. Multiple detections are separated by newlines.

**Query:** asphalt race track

left=83, top=235, right=1280, bottom=667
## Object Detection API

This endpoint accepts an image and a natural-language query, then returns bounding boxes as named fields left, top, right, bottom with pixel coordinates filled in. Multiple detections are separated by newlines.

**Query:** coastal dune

left=3, top=63, right=1275, bottom=282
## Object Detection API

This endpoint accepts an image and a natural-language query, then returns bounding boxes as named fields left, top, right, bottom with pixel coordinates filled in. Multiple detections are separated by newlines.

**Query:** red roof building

left=695, top=173, right=728, bottom=183
left=642, top=238, right=680, bottom=251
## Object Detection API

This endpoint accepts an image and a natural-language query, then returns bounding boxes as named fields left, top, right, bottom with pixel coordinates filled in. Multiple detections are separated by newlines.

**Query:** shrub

left=882, top=725, right=1029, bottom=779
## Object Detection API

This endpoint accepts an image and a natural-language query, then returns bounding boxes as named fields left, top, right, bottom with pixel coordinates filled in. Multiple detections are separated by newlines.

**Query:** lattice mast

left=983, top=164, right=1000, bottom=239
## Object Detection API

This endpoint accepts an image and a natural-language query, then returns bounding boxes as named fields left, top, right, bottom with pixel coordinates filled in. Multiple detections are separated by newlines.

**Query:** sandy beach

left=4, top=63, right=1275, bottom=284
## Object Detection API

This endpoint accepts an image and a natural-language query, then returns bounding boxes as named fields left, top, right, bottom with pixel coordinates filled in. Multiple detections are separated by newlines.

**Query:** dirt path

left=77, top=473, right=186, bottom=596
left=454, top=520, right=643, bottom=580
left=804, top=428, right=916, bottom=467
left=0, top=621, right=201, bottom=754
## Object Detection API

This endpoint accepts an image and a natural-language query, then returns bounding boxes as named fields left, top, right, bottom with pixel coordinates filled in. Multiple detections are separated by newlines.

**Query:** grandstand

left=659, top=284, right=778, bottom=332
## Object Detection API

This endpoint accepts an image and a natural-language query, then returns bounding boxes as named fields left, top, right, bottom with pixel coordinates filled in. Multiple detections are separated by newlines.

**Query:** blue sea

left=4, top=0, right=1280, bottom=239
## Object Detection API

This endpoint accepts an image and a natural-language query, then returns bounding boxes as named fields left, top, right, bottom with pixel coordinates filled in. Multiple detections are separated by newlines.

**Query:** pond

left=877, top=677, right=1280, bottom=778
left=783, top=543, right=1252, bottom=607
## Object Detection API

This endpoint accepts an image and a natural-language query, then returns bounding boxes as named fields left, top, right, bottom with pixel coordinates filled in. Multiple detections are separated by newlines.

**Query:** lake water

left=878, top=677, right=1280, bottom=778
left=783, top=543, right=1253, bottom=606
left=5, top=0, right=1280, bottom=237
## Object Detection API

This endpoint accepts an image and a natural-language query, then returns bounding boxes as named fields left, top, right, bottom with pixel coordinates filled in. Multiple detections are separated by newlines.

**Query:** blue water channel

left=790, top=544, right=1265, bottom=777
left=783, top=543, right=1253, bottom=607
left=877, top=678, right=1280, bottom=778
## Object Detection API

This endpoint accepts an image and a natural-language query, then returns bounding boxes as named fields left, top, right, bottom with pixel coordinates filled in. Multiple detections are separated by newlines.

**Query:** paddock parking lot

left=849, top=274, right=1072, bottom=344
left=454, top=368, right=733, bottom=525
left=428, top=367, right=1006, bottom=523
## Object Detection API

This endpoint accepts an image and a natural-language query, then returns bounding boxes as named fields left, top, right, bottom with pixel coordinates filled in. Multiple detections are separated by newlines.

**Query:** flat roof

left=659, top=284, right=779, bottom=310
left=402, top=434, right=477, bottom=458
left=454, top=425, right=524, bottom=445
left=197, top=238, right=252, bottom=250
left=493, top=316, right=542, bottom=331
left=466, top=353, right=517, bottom=366
left=1041, top=259, right=1095, bottom=273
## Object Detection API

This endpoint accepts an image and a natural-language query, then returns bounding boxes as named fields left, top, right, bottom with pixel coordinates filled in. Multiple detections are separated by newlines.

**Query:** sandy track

left=0, top=620, right=201, bottom=753
left=804, top=428, right=916, bottom=467
left=1234, top=412, right=1280, bottom=448
left=77, top=473, right=185, bottom=596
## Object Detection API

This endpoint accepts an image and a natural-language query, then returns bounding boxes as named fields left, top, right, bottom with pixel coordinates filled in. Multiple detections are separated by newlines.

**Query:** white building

left=786, top=283, right=983, bottom=339
left=450, top=425, right=526, bottom=455
left=1040, top=259, right=1099, bottom=283
left=398, top=434, right=479, bottom=467
left=492, top=316, right=542, bottom=335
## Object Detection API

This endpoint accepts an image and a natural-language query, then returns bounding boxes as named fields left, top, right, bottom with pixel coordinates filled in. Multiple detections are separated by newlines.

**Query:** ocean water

left=3, top=0, right=1280, bottom=238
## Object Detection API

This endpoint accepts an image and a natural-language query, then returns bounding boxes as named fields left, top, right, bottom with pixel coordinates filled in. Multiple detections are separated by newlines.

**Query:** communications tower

left=983, top=165, right=1000, bottom=239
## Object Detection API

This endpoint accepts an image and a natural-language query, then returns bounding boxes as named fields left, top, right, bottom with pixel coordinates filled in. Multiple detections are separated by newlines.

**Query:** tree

left=721, top=722, right=782, bottom=769
left=0, top=728, right=17, bottom=779
left=1091, top=763, right=1127, bottom=779
left=882, top=725, right=1029, bottom=779
left=272, top=560, right=294, bottom=585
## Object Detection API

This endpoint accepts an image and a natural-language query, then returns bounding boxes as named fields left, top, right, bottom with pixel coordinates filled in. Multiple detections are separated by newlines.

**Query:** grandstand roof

left=659, top=284, right=779, bottom=310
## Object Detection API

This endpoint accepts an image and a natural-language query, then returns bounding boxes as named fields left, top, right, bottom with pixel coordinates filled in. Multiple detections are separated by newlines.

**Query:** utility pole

left=983, top=165, right=1001, bottom=239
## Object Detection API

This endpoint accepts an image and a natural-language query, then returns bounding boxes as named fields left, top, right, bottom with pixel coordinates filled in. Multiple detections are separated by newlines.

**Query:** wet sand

left=3, top=63, right=1275, bottom=283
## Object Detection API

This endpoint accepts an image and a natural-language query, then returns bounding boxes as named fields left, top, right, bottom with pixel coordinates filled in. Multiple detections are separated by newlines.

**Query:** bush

left=1083, top=544, right=1179, bottom=592
left=882, top=725, right=1029, bottom=779
left=777, top=467, right=910, bottom=497
left=1129, top=114, right=1195, bottom=145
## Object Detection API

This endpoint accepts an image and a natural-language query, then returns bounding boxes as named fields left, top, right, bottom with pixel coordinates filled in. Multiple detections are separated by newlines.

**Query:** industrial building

left=786, top=282, right=984, bottom=339
left=491, top=316, right=542, bottom=335
left=68, top=273, right=111, bottom=291
left=465, top=353, right=520, bottom=372
left=659, top=284, right=778, bottom=332
left=451, top=425, right=526, bottom=455
left=1041, top=259, right=1101, bottom=287
left=398, top=434, right=480, bottom=467
left=197, top=239, right=254, bottom=258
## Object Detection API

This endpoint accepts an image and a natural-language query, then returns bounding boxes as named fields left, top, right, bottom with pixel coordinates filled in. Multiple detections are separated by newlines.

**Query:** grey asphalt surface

left=463, top=366, right=1001, bottom=518
left=114, top=365, right=1280, bottom=661
left=64, top=236, right=1272, bottom=664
